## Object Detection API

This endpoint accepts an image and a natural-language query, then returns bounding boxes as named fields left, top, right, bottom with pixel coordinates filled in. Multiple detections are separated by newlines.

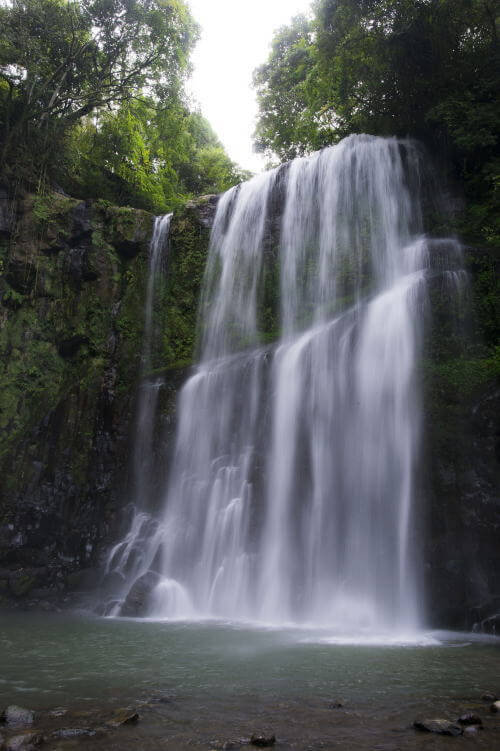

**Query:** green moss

left=160, top=209, right=211, bottom=367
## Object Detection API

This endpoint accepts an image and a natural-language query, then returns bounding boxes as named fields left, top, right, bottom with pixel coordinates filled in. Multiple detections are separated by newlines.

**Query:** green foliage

left=0, top=0, right=197, bottom=171
left=254, top=0, right=499, bottom=247
left=64, top=101, right=249, bottom=211
left=0, top=0, right=247, bottom=205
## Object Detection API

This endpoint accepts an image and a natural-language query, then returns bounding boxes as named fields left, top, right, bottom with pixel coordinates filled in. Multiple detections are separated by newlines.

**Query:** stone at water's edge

left=463, top=726, right=480, bottom=736
left=1, top=706, right=34, bottom=727
left=119, top=571, right=161, bottom=617
left=457, top=713, right=482, bottom=726
left=490, top=701, right=500, bottom=713
left=250, top=733, right=276, bottom=747
left=104, top=709, right=139, bottom=727
left=51, top=727, right=96, bottom=738
left=413, top=718, right=463, bottom=736
left=4, top=733, right=43, bottom=750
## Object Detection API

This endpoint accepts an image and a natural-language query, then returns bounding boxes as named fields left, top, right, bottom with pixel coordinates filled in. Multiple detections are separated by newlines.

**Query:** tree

left=253, top=0, right=499, bottom=244
left=0, top=0, right=198, bottom=177
left=65, top=101, right=250, bottom=212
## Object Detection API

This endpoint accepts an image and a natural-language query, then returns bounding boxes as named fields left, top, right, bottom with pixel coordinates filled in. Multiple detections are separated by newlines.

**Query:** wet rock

left=47, top=708, right=67, bottom=718
left=463, top=726, right=481, bottom=736
left=478, top=613, right=500, bottom=635
left=104, top=708, right=139, bottom=727
left=185, top=195, right=218, bottom=228
left=250, top=733, right=276, bottom=747
left=490, top=700, right=500, bottom=713
left=150, top=695, right=175, bottom=705
left=458, top=713, right=482, bottom=726
left=413, top=718, right=462, bottom=736
left=120, top=572, right=160, bottom=617
left=51, top=728, right=96, bottom=738
left=2, top=706, right=35, bottom=727
left=328, top=700, right=343, bottom=708
left=481, top=692, right=497, bottom=702
left=5, top=733, right=43, bottom=750
left=65, top=568, right=100, bottom=592
left=8, top=571, right=39, bottom=598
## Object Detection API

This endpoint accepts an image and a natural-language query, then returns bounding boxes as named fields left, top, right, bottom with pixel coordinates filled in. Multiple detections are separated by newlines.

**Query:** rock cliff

left=0, top=188, right=215, bottom=607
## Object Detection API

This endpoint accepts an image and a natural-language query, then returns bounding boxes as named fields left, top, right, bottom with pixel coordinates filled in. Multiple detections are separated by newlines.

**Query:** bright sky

left=187, top=0, right=312, bottom=174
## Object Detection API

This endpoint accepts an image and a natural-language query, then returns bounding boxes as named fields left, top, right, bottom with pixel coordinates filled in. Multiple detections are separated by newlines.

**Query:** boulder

left=2, top=706, right=35, bottom=727
left=478, top=613, right=500, bottom=635
left=4, top=733, right=43, bottom=750
left=120, top=572, right=160, bottom=617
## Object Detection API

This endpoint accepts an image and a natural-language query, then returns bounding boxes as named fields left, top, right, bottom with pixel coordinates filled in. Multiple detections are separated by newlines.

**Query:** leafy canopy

left=253, top=0, right=499, bottom=244
left=0, top=0, right=248, bottom=208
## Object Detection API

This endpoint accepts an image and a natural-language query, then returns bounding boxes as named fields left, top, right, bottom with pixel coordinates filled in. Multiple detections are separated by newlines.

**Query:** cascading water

left=109, top=135, right=464, bottom=632
left=105, top=214, right=172, bottom=613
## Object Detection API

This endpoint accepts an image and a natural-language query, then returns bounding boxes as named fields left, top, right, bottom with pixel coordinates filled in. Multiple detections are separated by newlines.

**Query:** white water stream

left=106, top=136, right=464, bottom=634
left=105, top=214, right=172, bottom=612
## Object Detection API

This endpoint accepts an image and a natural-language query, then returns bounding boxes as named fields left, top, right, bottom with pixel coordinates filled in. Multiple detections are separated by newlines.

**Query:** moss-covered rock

left=0, top=189, right=214, bottom=604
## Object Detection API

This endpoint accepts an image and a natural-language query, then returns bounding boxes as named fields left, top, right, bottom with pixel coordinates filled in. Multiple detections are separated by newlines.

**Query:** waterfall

left=104, top=214, right=172, bottom=613
left=109, top=136, right=464, bottom=632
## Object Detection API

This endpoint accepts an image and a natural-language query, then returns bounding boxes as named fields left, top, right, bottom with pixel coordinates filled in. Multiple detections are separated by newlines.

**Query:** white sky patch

left=187, top=0, right=311, bottom=174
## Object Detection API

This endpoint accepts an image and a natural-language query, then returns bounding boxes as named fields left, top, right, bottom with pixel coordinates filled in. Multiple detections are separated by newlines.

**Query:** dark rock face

left=421, top=242, right=500, bottom=630
left=0, top=192, right=214, bottom=608
left=423, top=382, right=500, bottom=629
left=476, top=612, right=500, bottom=635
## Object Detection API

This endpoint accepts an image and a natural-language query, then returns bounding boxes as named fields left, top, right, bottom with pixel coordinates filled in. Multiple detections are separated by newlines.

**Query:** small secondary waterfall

left=105, top=214, right=172, bottom=612
left=132, top=214, right=172, bottom=503
left=108, top=135, right=464, bottom=631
